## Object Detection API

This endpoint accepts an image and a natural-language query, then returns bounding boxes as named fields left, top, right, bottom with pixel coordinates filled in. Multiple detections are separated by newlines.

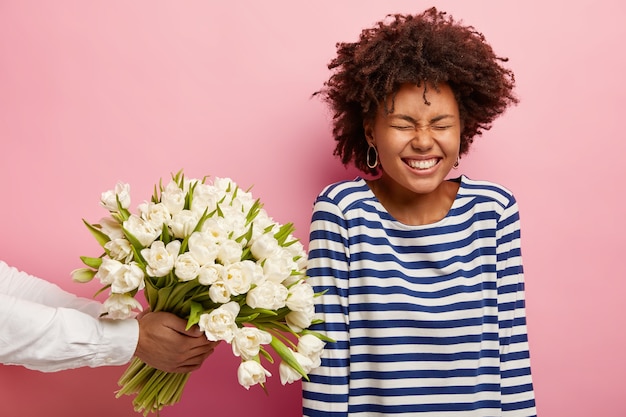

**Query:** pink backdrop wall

left=1, top=1, right=625, bottom=416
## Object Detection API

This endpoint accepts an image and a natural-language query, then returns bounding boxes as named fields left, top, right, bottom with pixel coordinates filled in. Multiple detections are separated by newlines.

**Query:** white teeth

left=408, top=159, right=437, bottom=169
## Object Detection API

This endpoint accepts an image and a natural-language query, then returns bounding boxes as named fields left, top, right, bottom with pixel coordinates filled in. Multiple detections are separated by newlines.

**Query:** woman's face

left=366, top=82, right=461, bottom=197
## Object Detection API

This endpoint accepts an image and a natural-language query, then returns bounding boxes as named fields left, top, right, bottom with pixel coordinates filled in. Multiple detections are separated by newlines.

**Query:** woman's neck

left=367, top=175, right=460, bottom=226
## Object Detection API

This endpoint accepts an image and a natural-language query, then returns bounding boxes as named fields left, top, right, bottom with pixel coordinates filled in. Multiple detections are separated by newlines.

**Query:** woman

left=303, top=8, right=536, bottom=416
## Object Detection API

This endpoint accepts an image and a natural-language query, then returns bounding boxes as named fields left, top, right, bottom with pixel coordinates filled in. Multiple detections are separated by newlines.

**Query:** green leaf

left=153, top=286, right=174, bottom=312
left=121, top=226, right=147, bottom=264
left=259, top=346, right=274, bottom=364
left=186, top=301, right=204, bottom=330
left=172, top=169, right=184, bottom=187
left=231, top=184, right=239, bottom=202
left=151, top=183, right=160, bottom=204
left=235, top=313, right=260, bottom=323
left=83, top=219, right=110, bottom=248
left=143, top=277, right=160, bottom=309
left=245, top=199, right=263, bottom=225
left=240, top=247, right=252, bottom=261
left=261, top=320, right=298, bottom=342
left=178, top=208, right=208, bottom=253
left=168, top=280, right=202, bottom=309
left=115, top=195, right=131, bottom=221
left=80, top=255, right=103, bottom=269
left=161, top=223, right=171, bottom=244
left=301, top=329, right=336, bottom=343
left=270, top=336, right=309, bottom=380
left=185, top=180, right=198, bottom=210
left=274, top=223, right=296, bottom=246
left=193, top=207, right=210, bottom=235
left=242, top=223, right=254, bottom=244
left=238, top=305, right=279, bottom=320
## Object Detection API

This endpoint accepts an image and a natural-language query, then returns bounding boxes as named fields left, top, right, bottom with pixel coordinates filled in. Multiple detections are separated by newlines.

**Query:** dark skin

left=363, top=83, right=462, bottom=226
left=135, top=311, right=219, bottom=373
left=318, top=8, right=517, bottom=175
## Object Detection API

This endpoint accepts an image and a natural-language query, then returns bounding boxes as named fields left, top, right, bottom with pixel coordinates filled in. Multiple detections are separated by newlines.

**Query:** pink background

left=1, top=1, right=625, bottom=416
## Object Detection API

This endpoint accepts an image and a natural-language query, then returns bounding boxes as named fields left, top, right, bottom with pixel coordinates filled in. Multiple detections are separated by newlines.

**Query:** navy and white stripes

left=303, top=176, right=536, bottom=416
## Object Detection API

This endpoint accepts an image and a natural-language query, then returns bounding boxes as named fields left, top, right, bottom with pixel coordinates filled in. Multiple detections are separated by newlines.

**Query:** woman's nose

left=410, top=126, right=434, bottom=151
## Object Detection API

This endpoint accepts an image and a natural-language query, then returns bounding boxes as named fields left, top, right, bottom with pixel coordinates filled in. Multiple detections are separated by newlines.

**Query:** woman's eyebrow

left=430, top=114, right=456, bottom=123
left=388, top=114, right=456, bottom=123
left=388, top=114, right=418, bottom=123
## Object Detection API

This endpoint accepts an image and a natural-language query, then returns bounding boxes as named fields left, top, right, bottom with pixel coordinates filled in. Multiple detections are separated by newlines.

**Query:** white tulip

left=286, top=306, right=315, bottom=333
left=279, top=351, right=314, bottom=385
left=198, top=301, right=240, bottom=342
left=160, top=181, right=185, bottom=215
left=174, top=252, right=200, bottom=281
left=170, top=210, right=199, bottom=239
left=286, top=281, right=315, bottom=312
left=141, top=240, right=180, bottom=277
left=105, top=238, right=133, bottom=262
left=100, top=182, right=131, bottom=212
left=198, top=263, right=225, bottom=286
left=208, top=281, right=231, bottom=303
left=138, top=201, right=171, bottom=230
left=109, top=262, right=145, bottom=294
left=297, top=334, right=326, bottom=368
left=103, top=293, right=143, bottom=319
left=246, top=280, right=288, bottom=310
left=231, top=327, right=272, bottom=360
left=123, top=215, right=160, bottom=247
left=188, top=231, right=220, bottom=266
left=237, top=360, right=271, bottom=390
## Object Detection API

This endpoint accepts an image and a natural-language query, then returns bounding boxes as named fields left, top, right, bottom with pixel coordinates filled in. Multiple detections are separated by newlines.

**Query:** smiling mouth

left=406, top=158, right=439, bottom=170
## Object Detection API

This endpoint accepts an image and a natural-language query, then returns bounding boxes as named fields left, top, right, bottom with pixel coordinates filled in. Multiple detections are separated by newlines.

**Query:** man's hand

left=134, top=311, right=219, bottom=373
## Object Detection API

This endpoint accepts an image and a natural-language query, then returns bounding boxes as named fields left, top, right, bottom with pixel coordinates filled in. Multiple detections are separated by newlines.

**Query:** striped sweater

left=302, top=176, right=536, bottom=417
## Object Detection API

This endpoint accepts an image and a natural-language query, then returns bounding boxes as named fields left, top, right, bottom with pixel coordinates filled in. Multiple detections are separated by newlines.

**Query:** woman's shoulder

left=457, top=175, right=517, bottom=209
left=316, top=177, right=366, bottom=198
left=314, top=177, right=373, bottom=209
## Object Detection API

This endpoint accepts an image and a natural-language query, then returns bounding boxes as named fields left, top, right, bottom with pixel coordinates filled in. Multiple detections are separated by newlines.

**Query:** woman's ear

left=363, top=120, right=375, bottom=143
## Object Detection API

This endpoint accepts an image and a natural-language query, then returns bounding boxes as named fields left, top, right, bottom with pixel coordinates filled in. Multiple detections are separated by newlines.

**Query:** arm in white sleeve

left=0, top=260, right=103, bottom=317
left=0, top=293, right=138, bottom=372
left=0, top=261, right=138, bottom=372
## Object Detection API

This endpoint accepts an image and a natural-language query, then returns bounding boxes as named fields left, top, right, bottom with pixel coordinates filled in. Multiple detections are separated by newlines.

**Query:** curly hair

left=317, top=7, right=518, bottom=174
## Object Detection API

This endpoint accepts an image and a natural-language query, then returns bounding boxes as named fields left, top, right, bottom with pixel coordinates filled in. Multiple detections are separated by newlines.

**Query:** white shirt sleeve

left=0, top=261, right=139, bottom=372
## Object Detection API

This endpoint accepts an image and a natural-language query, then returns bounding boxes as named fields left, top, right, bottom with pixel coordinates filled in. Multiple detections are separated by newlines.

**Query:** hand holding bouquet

left=72, top=171, right=330, bottom=415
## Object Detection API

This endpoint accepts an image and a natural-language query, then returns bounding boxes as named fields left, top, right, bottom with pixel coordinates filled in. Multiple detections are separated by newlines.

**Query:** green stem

left=116, top=358, right=191, bottom=415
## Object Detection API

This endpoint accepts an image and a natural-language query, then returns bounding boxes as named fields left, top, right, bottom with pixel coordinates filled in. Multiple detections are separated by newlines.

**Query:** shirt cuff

left=96, top=317, right=139, bottom=367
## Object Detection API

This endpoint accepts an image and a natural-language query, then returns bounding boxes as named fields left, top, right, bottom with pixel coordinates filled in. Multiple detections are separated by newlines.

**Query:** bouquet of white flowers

left=72, top=171, right=330, bottom=415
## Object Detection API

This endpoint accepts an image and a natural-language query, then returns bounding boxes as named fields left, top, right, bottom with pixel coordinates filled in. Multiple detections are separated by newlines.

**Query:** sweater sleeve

left=496, top=199, right=537, bottom=416
left=302, top=196, right=351, bottom=417
left=0, top=261, right=138, bottom=372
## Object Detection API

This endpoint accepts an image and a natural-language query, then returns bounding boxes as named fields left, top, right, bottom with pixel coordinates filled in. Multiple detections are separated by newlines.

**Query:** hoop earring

left=366, top=144, right=379, bottom=169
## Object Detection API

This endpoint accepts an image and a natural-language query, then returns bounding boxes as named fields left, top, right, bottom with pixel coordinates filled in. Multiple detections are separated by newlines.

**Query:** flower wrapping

left=73, top=171, right=330, bottom=415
